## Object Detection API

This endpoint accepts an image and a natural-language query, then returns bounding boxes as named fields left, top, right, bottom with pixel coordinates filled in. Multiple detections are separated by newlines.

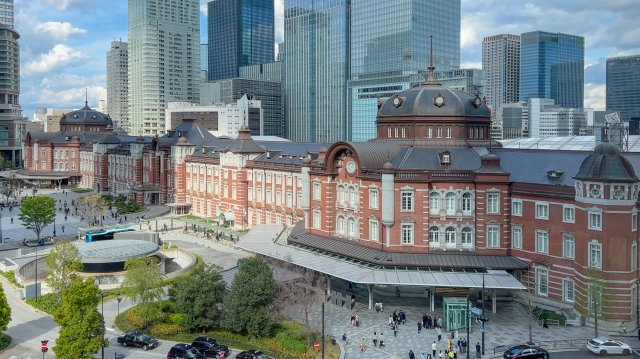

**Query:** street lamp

left=481, top=266, right=492, bottom=356
left=35, top=242, right=39, bottom=302
left=117, top=297, right=122, bottom=318
left=53, top=212, right=57, bottom=237
left=97, top=291, right=110, bottom=359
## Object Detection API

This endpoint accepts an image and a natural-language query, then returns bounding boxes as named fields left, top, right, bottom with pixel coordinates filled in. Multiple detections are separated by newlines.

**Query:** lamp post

left=117, top=297, right=122, bottom=318
left=35, top=243, right=39, bottom=302
left=53, top=212, right=56, bottom=237
left=466, top=295, right=470, bottom=359
left=481, top=268, right=485, bottom=356
left=97, top=291, right=110, bottom=359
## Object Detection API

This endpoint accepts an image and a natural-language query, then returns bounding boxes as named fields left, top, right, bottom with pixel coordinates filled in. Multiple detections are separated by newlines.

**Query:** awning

left=235, top=224, right=526, bottom=290
left=222, top=212, right=235, bottom=222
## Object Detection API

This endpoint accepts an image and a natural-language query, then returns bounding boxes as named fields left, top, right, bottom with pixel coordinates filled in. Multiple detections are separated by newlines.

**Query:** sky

left=15, top=0, right=640, bottom=120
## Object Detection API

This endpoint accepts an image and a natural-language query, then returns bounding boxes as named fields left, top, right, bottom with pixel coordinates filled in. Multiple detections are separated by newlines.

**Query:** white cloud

left=24, top=44, right=89, bottom=74
left=34, top=22, right=86, bottom=41
left=275, top=0, right=284, bottom=43
left=585, top=83, right=606, bottom=110
left=461, top=61, right=482, bottom=69
left=40, top=0, right=96, bottom=12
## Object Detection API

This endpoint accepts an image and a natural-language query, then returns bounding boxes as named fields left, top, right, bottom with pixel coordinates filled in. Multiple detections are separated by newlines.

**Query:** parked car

left=167, top=343, right=207, bottom=359
left=235, top=350, right=271, bottom=359
left=116, top=331, right=160, bottom=350
left=587, top=337, right=632, bottom=356
left=192, top=337, right=230, bottom=358
left=503, top=345, right=549, bottom=359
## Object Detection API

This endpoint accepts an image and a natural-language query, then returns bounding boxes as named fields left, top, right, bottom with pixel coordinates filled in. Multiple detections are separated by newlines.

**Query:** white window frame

left=462, top=193, right=472, bottom=213
left=535, top=202, right=549, bottom=220
left=445, top=193, right=456, bottom=214
left=589, top=211, right=602, bottom=231
left=563, top=205, right=575, bottom=223
left=537, top=268, right=549, bottom=296
left=487, top=193, right=500, bottom=214
left=446, top=127, right=452, bottom=138
left=313, top=182, right=321, bottom=200
left=369, top=189, right=379, bottom=209
left=487, top=226, right=500, bottom=248
left=632, top=242, right=638, bottom=271
left=436, top=127, right=442, bottom=138
left=535, top=230, right=549, bottom=254
left=401, top=223, right=414, bottom=245
left=347, top=218, right=357, bottom=238
left=461, top=228, right=473, bottom=247
left=512, top=226, right=522, bottom=249
left=401, top=191, right=414, bottom=212
left=429, top=227, right=440, bottom=244
left=563, top=279, right=574, bottom=303
left=511, top=199, right=522, bottom=216
left=337, top=216, right=346, bottom=235
left=370, top=220, right=379, bottom=242
left=633, top=213, right=638, bottom=232
left=589, top=242, right=602, bottom=269
left=313, top=210, right=320, bottom=229
left=563, top=233, right=575, bottom=259
left=429, top=192, right=440, bottom=212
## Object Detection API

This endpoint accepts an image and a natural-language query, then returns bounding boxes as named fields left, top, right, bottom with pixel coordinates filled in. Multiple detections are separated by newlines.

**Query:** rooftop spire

left=83, top=88, right=90, bottom=110
left=423, top=36, right=441, bottom=86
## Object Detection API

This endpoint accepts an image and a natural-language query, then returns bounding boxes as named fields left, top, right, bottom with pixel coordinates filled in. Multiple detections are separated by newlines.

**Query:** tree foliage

left=18, top=196, right=56, bottom=241
left=172, top=264, right=227, bottom=333
left=121, top=256, right=165, bottom=328
left=45, top=239, right=83, bottom=300
left=0, top=282, right=11, bottom=331
left=0, top=187, right=12, bottom=204
left=53, top=279, right=102, bottom=359
left=222, top=257, right=277, bottom=337
left=75, top=195, right=109, bottom=227
left=513, top=288, right=543, bottom=345
left=576, top=264, right=610, bottom=337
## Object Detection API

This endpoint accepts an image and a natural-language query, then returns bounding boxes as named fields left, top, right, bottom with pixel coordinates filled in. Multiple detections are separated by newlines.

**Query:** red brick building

left=21, top=76, right=640, bottom=329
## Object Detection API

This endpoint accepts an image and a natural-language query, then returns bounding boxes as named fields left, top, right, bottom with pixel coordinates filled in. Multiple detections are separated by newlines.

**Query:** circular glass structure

left=77, top=239, right=160, bottom=273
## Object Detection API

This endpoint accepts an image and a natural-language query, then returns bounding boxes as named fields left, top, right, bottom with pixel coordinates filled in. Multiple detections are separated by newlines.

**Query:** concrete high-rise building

left=35, top=107, right=47, bottom=122
left=348, top=0, right=461, bottom=141
left=436, top=69, right=484, bottom=98
left=0, top=1, right=14, bottom=29
left=107, top=40, right=129, bottom=134
left=528, top=98, right=586, bottom=137
left=0, top=25, right=23, bottom=165
left=606, top=55, right=640, bottom=123
left=207, top=0, right=274, bottom=81
left=482, top=34, right=520, bottom=118
left=520, top=31, right=584, bottom=109
left=128, top=0, right=200, bottom=136
left=44, top=109, right=74, bottom=132
left=285, top=1, right=350, bottom=142
left=201, top=44, right=208, bottom=81
left=497, top=102, right=529, bottom=139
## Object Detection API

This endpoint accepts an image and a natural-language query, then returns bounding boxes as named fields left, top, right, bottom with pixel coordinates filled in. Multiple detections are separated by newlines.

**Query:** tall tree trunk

left=595, top=316, right=598, bottom=338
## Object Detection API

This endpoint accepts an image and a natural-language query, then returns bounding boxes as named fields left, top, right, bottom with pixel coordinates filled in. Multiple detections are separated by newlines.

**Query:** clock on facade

left=434, top=93, right=445, bottom=107
left=346, top=161, right=356, bottom=174
left=590, top=187, right=601, bottom=198
left=614, top=188, right=625, bottom=199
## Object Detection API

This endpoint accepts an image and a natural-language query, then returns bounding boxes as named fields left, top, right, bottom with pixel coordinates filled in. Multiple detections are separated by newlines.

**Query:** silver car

left=587, top=337, right=632, bottom=356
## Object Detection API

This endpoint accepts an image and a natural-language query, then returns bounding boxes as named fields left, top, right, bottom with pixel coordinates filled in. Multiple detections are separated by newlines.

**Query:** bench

left=545, top=319, right=560, bottom=327
left=565, top=319, right=581, bottom=327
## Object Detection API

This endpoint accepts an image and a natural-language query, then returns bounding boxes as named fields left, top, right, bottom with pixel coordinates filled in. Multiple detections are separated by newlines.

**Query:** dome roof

left=59, top=102, right=113, bottom=126
left=377, top=84, right=491, bottom=119
left=574, top=142, right=638, bottom=183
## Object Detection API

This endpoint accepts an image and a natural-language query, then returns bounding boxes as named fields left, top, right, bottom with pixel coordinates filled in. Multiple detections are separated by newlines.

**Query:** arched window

left=338, top=186, right=345, bottom=204
left=445, top=227, right=456, bottom=245
left=338, top=216, right=346, bottom=235
left=347, top=218, right=356, bottom=237
left=349, top=187, right=357, bottom=207
left=54, top=162, right=58, bottom=171
left=462, top=193, right=472, bottom=212
left=462, top=227, right=473, bottom=246
left=445, top=193, right=456, bottom=214
left=429, top=192, right=440, bottom=211
left=429, top=227, right=440, bottom=243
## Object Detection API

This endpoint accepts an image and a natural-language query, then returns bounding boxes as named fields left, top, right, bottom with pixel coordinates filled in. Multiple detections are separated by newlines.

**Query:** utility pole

left=322, top=302, right=325, bottom=359
left=466, top=296, right=470, bottom=359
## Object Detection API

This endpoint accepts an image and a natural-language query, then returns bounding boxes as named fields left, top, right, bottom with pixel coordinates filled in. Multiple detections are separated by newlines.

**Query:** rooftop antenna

left=84, top=88, right=89, bottom=109
left=423, top=36, right=441, bottom=86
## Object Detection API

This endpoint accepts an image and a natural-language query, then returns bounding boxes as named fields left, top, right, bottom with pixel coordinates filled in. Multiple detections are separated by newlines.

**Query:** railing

left=565, top=319, right=581, bottom=327
left=493, top=339, right=590, bottom=355
left=546, top=319, right=560, bottom=327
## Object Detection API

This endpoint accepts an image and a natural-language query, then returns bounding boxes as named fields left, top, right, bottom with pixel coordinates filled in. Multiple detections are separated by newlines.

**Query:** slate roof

left=289, top=231, right=528, bottom=270
left=574, top=142, right=638, bottom=182
left=391, top=147, right=482, bottom=170
left=493, top=148, right=590, bottom=186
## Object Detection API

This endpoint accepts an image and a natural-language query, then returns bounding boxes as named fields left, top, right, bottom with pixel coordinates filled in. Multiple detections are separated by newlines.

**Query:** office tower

left=483, top=34, right=520, bottom=117
left=0, top=1, right=13, bottom=29
left=128, top=0, right=200, bottom=136
left=201, top=78, right=283, bottom=136
left=0, top=25, right=23, bottom=164
left=436, top=69, right=485, bottom=98
left=528, top=98, right=586, bottom=137
left=520, top=31, right=584, bottom=109
left=207, top=0, right=274, bottom=81
left=201, top=44, right=208, bottom=81
left=606, top=55, right=640, bottom=123
left=44, top=109, right=74, bottom=132
left=348, top=0, right=461, bottom=141
left=497, top=102, right=529, bottom=139
left=107, top=40, right=129, bottom=134
left=35, top=107, right=47, bottom=122
left=285, top=1, right=350, bottom=142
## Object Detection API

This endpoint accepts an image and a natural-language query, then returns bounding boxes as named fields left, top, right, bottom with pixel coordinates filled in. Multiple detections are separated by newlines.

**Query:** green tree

left=0, top=282, right=11, bottom=331
left=53, top=278, right=102, bottom=359
left=0, top=187, right=12, bottom=204
left=172, top=265, right=227, bottom=334
left=75, top=195, right=109, bottom=227
left=222, top=257, right=277, bottom=337
left=18, top=196, right=56, bottom=242
left=45, top=239, right=83, bottom=300
left=121, top=256, right=165, bottom=328
left=577, top=263, right=611, bottom=337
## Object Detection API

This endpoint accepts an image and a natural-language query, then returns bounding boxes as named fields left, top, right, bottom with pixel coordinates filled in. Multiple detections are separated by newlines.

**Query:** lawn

left=70, top=188, right=91, bottom=193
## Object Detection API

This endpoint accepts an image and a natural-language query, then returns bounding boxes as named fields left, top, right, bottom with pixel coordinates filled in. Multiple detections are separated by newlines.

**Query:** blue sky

left=15, top=0, right=640, bottom=119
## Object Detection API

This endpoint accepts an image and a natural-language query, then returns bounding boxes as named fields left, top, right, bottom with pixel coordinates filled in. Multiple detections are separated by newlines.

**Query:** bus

left=85, top=227, right=136, bottom=242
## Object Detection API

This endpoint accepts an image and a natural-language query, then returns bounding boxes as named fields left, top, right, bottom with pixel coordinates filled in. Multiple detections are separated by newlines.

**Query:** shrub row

left=0, top=270, right=23, bottom=288
left=25, top=293, right=59, bottom=315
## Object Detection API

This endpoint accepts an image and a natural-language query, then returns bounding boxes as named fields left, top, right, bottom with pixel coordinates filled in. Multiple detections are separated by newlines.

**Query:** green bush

left=71, top=188, right=90, bottom=193
left=149, top=323, right=186, bottom=336
left=0, top=270, right=23, bottom=288
left=0, top=333, right=11, bottom=351
left=101, top=194, right=144, bottom=214
left=169, top=313, right=184, bottom=325
left=26, top=293, right=60, bottom=315
left=275, top=330, right=308, bottom=353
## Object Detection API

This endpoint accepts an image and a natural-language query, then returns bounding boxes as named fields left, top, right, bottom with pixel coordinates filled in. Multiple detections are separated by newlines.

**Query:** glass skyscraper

left=128, top=0, right=200, bottom=136
left=285, top=0, right=350, bottom=143
left=606, top=55, right=640, bottom=124
left=207, top=0, right=274, bottom=81
left=0, top=0, right=13, bottom=29
left=348, top=0, right=460, bottom=141
left=520, top=31, right=584, bottom=109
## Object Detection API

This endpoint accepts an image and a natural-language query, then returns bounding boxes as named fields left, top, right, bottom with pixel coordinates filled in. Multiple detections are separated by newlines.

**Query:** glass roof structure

left=500, top=136, right=640, bottom=152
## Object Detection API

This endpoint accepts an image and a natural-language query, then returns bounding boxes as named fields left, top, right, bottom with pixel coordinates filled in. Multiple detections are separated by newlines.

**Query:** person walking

left=393, top=323, right=398, bottom=337
left=389, top=314, right=394, bottom=327
left=419, top=352, right=425, bottom=359
left=432, top=341, right=437, bottom=357
left=462, top=338, right=467, bottom=353
left=61, top=225, right=65, bottom=233
left=379, top=332, right=385, bottom=347
left=475, top=342, right=481, bottom=358
left=372, top=332, right=378, bottom=347
left=437, top=326, right=442, bottom=342
left=342, top=333, right=347, bottom=346
left=359, top=338, right=365, bottom=352
left=439, top=350, right=444, bottom=359
left=408, top=350, right=415, bottom=359
left=10, top=217, right=12, bottom=224
left=417, top=321, right=422, bottom=333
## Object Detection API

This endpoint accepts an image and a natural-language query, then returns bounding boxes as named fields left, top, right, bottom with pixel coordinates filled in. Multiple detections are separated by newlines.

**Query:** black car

left=116, top=331, right=160, bottom=351
left=503, top=345, right=549, bottom=359
left=192, top=337, right=230, bottom=358
left=235, top=350, right=271, bottom=359
left=168, top=343, right=207, bottom=359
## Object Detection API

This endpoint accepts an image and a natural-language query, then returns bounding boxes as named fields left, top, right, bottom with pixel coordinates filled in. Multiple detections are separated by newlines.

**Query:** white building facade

left=482, top=34, right=520, bottom=118
left=529, top=98, right=587, bottom=137
left=107, top=40, right=129, bottom=134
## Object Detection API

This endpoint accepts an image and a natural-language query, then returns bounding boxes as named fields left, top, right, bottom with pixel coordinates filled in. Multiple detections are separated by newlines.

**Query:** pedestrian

left=375, top=301, right=380, bottom=313
left=400, top=309, right=405, bottom=324
left=417, top=321, right=422, bottom=333
left=359, top=338, right=365, bottom=352
left=433, top=317, right=438, bottom=328
left=64, top=215, right=67, bottom=221
left=372, top=332, right=378, bottom=347
left=422, top=314, right=427, bottom=328
left=448, top=349, right=454, bottom=359
left=408, top=350, right=415, bottom=359
left=457, top=338, right=462, bottom=352
left=355, top=313, right=360, bottom=327
left=10, top=217, right=12, bottom=224
left=349, top=282, right=353, bottom=291
left=462, top=339, right=467, bottom=353
left=61, top=225, right=65, bottom=233
left=475, top=342, right=481, bottom=358
left=393, top=323, right=398, bottom=337
left=439, top=350, right=444, bottom=359
left=379, top=301, right=384, bottom=312
left=419, top=352, right=425, bottom=359
left=393, top=311, right=398, bottom=324
left=351, top=293, right=356, bottom=309
left=379, top=332, right=385, bottom=347
left=448, top=338, right=453, bottom=351
left=437, top=326, right=442, bottom=342
left=350, top=314, right=356, bottom=327
left=342, top=333, right=347, bottom=346
left=432, top=341, right=437, bottom=357
left=542, top=319, right=549, bottom=329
